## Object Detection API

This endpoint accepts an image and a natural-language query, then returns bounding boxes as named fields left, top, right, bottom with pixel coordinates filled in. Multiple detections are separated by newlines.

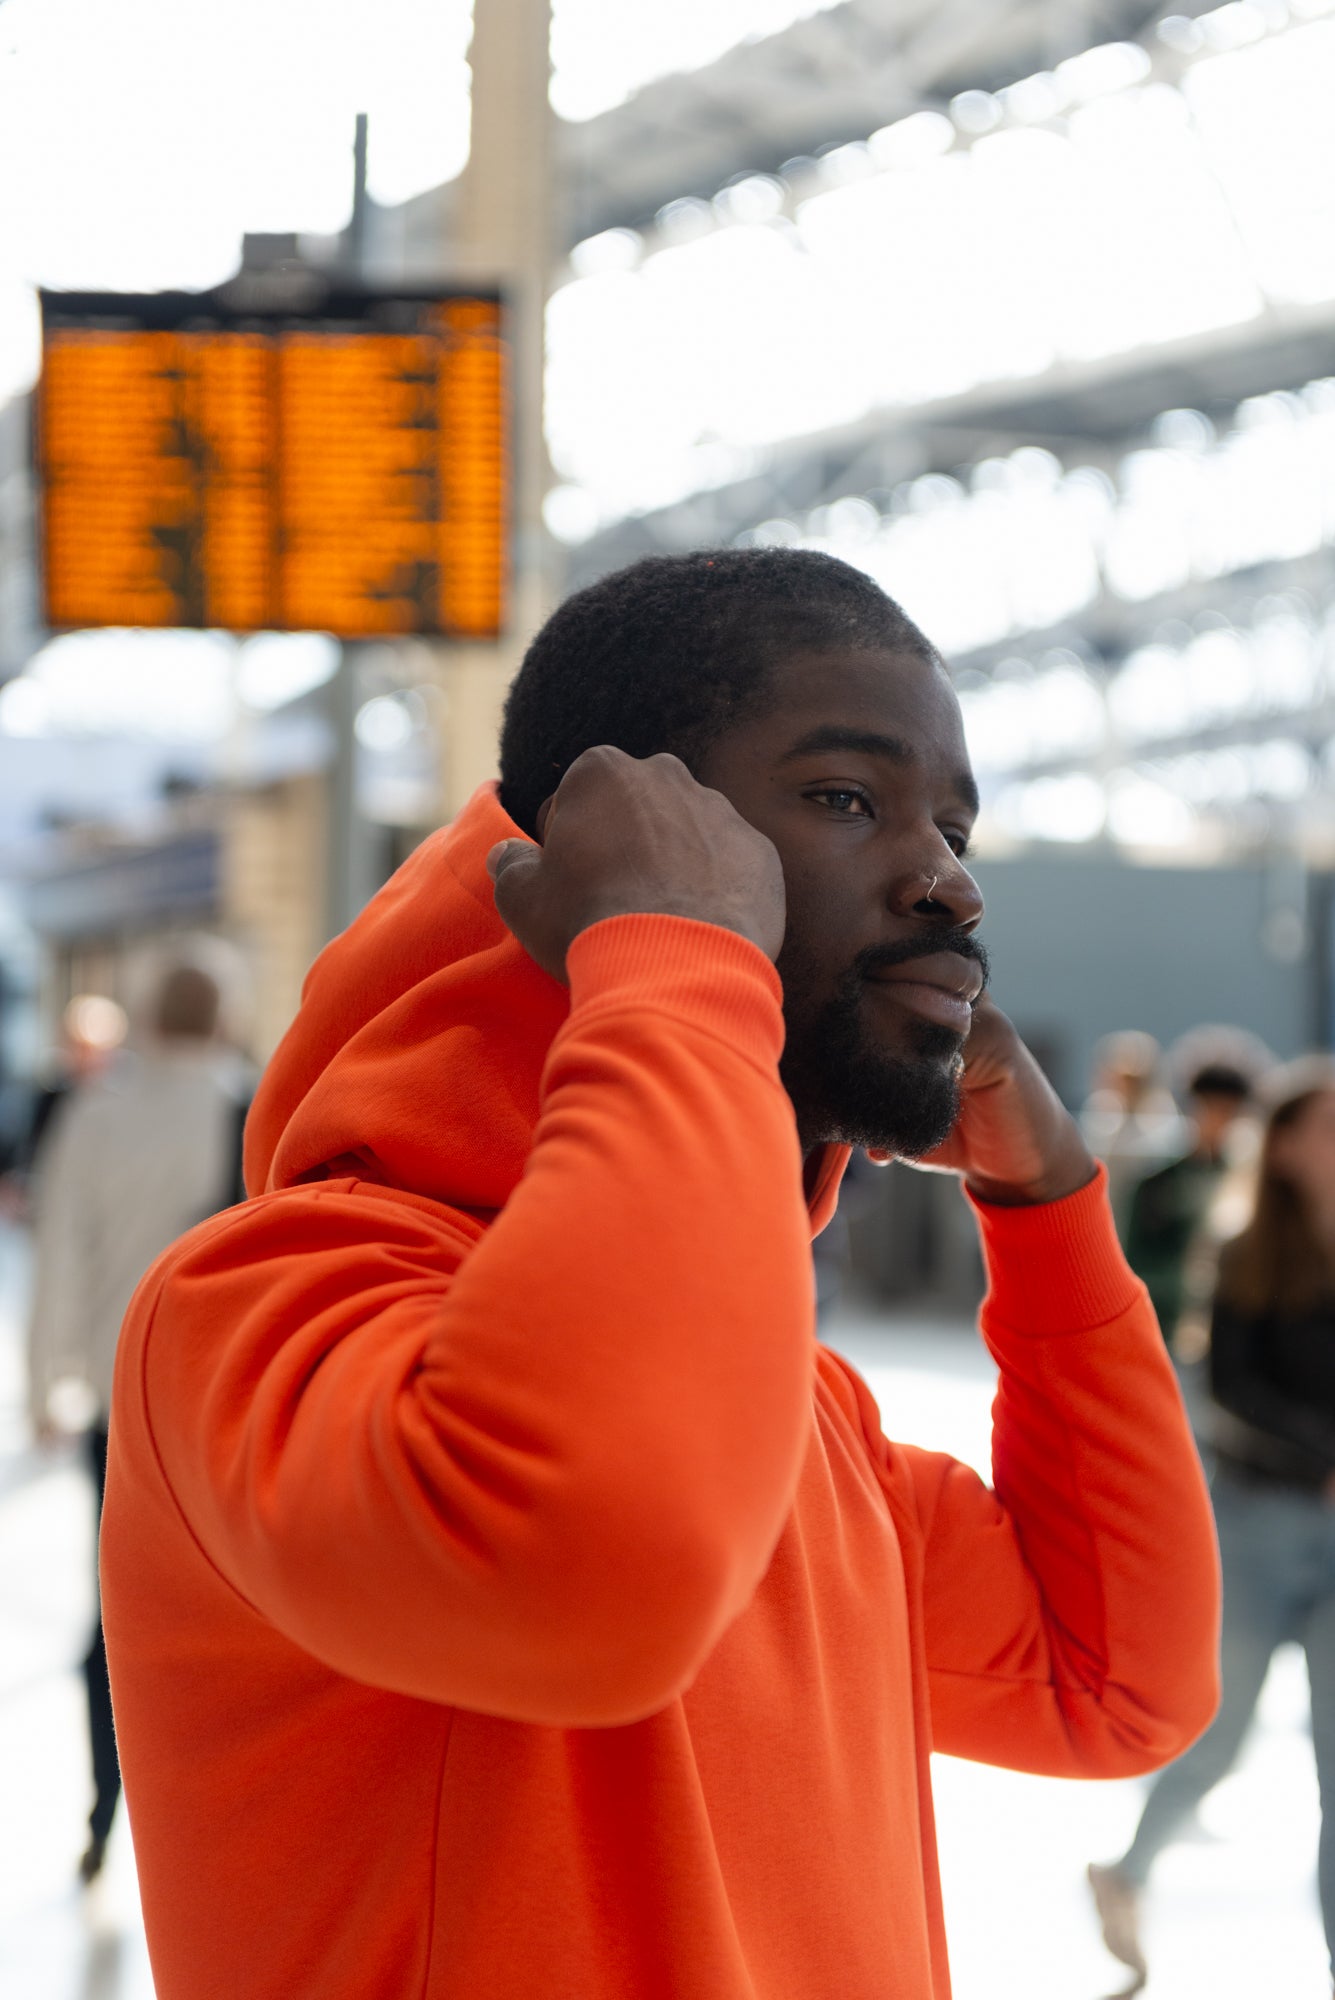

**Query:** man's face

left=696, top=645, right=986, bottom=1156
left=1192, top=1091, right=1245, bottom=1157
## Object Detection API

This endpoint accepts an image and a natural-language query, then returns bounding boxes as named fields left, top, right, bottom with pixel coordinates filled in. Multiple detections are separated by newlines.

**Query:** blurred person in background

left=1124, top=1027, right=1270, bottom=1348
left=101, top=551, right=1218, bottom=2000
left=26, top=959, right=249, bottom=1888
left=1090, top=1056, right=1335, bottom=1998
left=0, top=993, right=128, bottom=1219
left=1081, top=1029, right=1185, bottom=1233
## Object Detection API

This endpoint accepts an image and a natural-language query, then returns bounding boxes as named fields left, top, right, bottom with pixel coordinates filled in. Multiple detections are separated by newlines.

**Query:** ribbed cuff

left=565, top=914, right=785, bottom=1067
left=968, top=1162, right=1142, bottom=1338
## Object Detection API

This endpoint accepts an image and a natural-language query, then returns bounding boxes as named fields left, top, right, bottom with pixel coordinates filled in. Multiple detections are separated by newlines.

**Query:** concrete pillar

left=440, top=0, right=557, bottom=817
left=324, top=642, right=378, bottom=940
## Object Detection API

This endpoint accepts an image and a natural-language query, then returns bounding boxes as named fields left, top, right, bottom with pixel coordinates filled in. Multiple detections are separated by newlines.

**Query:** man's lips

left=863, top=952, right=984, bottom=1033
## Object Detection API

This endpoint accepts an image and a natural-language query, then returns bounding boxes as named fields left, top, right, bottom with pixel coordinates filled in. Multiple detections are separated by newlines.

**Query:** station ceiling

left=560, top=0, right=1169, bottom=239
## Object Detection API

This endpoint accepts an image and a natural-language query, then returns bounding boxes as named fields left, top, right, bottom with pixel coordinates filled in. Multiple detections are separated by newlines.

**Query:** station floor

left=1, top=1217, right=1329, bottom=1999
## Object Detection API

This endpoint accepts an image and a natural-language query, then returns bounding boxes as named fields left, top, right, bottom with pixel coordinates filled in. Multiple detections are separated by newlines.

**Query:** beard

left=778, top=928, right=989, bottom=1157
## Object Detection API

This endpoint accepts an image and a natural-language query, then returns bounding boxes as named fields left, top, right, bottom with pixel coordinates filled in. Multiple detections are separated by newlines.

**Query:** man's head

left=1090, top=1030, right=1164, bottom=1114
left=60, top=993, right=128, bottom=1078
left=1181, top=1060, right=1254, bottom=1161
left=154, top=965, right=222, bottom=1043
left=1168, top=1025, right=1271, bottom=1160
left=500, top=549, right=986, bottom=1157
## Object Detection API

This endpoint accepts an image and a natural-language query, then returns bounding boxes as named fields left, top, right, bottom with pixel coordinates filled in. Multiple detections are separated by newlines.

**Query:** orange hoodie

left=102, top=783, right=1219, bottom=2000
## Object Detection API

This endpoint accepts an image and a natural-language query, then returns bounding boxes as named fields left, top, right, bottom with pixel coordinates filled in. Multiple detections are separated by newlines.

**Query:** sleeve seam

left=1028, top=1433, right=1106, bottom=1700
left=130, top=1183, right=437, bottom=1630
left=927, top=1662, right=1091, bottom=1691
left=965, top=1387, right=1112, bottom=1702
left=135, top=1274, right=274, bottom=1627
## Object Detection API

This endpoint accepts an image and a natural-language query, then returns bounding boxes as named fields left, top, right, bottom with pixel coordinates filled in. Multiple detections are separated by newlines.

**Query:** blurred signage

left=36, top=287, right=507, bottom=641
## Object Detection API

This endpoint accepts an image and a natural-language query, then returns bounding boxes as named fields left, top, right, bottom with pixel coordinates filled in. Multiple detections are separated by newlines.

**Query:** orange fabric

left=102, top=783, right=1220, bottom=2000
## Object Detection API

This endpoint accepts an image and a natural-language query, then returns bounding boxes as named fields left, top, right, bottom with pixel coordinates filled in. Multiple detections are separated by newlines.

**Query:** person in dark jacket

left=1123, top=1029, right=1270, bottom=1344
left=1090, top=1055, right=1335, bottom=1996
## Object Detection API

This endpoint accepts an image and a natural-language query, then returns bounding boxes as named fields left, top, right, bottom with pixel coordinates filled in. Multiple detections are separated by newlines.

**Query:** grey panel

left=971, top=851, right=1315, bottom=1106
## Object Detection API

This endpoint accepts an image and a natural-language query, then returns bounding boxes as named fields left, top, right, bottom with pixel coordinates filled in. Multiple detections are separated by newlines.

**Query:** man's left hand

left=911, top=995, right=1096, bottom=1208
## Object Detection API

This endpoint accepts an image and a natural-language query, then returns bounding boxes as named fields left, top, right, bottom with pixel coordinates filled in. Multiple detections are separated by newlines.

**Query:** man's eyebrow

left=780, top=726, right=981, bottom=819
left=780, top=726, right=915, bottom=764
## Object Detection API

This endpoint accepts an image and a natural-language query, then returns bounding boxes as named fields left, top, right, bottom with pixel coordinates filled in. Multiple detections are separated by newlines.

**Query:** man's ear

left=535, top=795, right=556, bottom=844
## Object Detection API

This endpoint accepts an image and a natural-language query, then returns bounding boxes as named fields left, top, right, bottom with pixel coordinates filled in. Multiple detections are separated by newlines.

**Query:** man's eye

left=945, top=832, right=974, bottom=858
left=810, top=788, right=872, bottom=816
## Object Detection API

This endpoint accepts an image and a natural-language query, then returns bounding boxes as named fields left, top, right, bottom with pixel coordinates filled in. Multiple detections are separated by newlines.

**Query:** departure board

left=37, top=287, right=508, bottom=640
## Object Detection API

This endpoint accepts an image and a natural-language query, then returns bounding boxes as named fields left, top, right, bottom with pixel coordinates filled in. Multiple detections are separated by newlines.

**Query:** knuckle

left=564, top=744, right=618, bottom=785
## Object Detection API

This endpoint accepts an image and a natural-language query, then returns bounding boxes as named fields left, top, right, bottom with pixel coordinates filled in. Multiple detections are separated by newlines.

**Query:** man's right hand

left=487, top=746, right=786, bottom=984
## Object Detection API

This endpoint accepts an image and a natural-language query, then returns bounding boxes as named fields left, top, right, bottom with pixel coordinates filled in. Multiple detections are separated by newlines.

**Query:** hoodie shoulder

left=244, top=786, right=568, bottom=1215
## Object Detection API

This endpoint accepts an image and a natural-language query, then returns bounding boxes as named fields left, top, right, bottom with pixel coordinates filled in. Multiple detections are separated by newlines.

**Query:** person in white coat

left=27, top=961, right=247, bottom=1884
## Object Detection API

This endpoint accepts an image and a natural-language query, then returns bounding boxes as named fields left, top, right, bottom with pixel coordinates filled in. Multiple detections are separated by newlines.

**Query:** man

left=103, top=550, right=1219, bottom=1999
left=1124, top=1037, right=1264, bottom=1343
left=1080, top=1028, right=1185, bottom=1233
left=1, top=992, right=128, bottom=1218
left=27, top=963, right=245, bottom=1885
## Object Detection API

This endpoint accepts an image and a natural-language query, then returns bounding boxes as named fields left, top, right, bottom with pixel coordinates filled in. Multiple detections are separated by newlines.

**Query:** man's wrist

left=967, top=1161, right=1140, bottom=1337
left=573, top=894, right=779, bottom=962
left=965, top=1146, right=1098, bottom=1210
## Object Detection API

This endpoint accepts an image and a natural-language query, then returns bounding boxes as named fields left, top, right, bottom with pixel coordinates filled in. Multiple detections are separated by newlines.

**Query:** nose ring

left=926, top=874, right=938, bottom=900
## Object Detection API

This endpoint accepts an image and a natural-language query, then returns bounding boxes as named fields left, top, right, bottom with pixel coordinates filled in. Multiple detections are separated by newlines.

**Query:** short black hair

left=1187, top=1063, right=1253, bottom=1102
left=499, top=547, right=935, bottom=836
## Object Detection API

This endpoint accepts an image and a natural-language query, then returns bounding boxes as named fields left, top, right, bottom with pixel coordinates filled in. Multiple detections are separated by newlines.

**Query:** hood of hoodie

left=246, top=783, right=847, bottom=1232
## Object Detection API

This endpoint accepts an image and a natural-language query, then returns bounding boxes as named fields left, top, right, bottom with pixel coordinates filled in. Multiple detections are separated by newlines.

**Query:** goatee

left=778, top=928, right=988, bottom=1156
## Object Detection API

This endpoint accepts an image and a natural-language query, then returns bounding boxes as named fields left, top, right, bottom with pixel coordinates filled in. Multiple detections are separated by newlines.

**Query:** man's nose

left=898, top=853, right=984, bottom=930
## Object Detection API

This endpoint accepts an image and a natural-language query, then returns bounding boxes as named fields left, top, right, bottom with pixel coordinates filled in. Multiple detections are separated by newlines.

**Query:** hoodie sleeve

left=126, top=914, right=815, bottom=1728
left=845, top=1169, right=1220, bottom=1777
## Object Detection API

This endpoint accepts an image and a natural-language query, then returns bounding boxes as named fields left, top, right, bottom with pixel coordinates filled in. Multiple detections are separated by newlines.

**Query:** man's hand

left=912, top=995, right=1096, bottom=1207
left=488, top=747, right=786, bottom=984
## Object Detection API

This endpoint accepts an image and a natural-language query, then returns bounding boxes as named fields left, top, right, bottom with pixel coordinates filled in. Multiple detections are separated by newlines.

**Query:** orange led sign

left=37, top=288, right=508, bottom=640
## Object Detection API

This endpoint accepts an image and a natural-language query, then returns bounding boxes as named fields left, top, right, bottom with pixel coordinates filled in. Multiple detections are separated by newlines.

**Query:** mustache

left=851, top=928, right=991, bottom=994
